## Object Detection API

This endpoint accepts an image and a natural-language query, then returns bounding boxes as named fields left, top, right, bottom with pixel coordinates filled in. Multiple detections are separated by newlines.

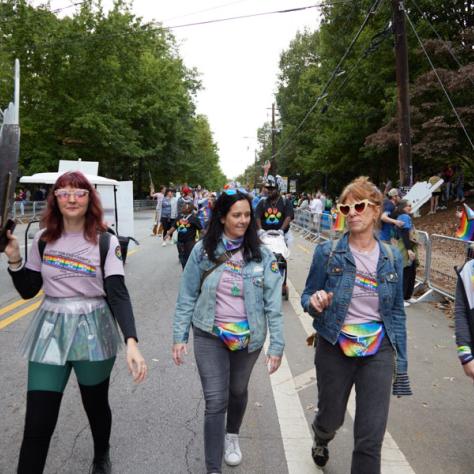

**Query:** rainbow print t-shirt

left=344, top=244, right=382, bottom=324
left=25, top=230, right=124, bottom=297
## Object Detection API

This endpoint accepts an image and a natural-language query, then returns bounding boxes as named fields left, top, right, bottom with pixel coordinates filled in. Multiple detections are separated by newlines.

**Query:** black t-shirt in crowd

left=174, top=213, right=202, bottom=243
left=256, top=196, right=294, bottom=232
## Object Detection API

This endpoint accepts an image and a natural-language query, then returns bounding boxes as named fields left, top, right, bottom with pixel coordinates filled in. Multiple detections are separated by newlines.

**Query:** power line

left=321, top=23, right=392, bottom=114
left=163, top=0, right=251, bottom=23
left=166, top=3, right=328, bottom=29
left=271, top=0, right=384, bottom=160
left=1, top=1, right=352, bottom=48
left=408, top=0, right=474, bottom=86
left=404, top=7, right=474, bottom=152
left=0, top=0, right=87, bottom=28
left=51, top=1, right=87, bottom=14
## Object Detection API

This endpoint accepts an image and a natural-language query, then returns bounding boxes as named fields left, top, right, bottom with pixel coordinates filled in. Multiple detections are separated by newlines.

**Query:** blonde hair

left=339, top=176, right=383, bottom=223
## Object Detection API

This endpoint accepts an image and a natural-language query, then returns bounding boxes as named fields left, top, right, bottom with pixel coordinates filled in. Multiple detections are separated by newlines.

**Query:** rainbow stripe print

left=338, top=322, right=384, bottom=357
left=43, top=254, right=96, bottom=277
left=355, top=273, right=378, bottom=292
left=332, top=209, right=346, bottom=232
left=224, top=260, right=242, bottom=275
left=455, top=204, right=474, bottom=241
left=213, top=320, right=250, bottom=351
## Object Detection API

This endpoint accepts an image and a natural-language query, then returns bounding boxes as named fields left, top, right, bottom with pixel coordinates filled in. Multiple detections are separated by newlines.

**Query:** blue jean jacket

left=301, top=233, right=408, bottom=374
left=173, top=240, right=285, bottom=356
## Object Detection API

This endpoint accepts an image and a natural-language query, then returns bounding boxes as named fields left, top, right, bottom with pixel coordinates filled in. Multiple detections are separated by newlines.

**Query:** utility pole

left=271, top=102, right=277, bottom=175
left=254, top=149, right=258, bottom=190
left=392, top=0, right=413, bottom=187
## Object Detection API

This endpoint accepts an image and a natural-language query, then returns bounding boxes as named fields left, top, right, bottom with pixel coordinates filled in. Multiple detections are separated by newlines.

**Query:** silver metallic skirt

left=20, top=296, right=122, bottom=365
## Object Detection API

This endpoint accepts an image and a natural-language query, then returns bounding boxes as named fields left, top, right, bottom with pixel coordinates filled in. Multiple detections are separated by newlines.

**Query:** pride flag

left=455, top=203, right=474, bottom=241
left=332, top=209, right=346, bottom=232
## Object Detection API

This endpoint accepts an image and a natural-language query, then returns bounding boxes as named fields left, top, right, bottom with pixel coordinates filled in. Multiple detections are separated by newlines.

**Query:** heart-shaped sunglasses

left=336, top=199, right=375, bottom=216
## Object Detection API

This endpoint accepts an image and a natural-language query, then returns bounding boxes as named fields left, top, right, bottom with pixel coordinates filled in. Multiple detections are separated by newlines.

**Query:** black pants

left=177, top=240, right=195, bottom=269
left=161, top=217, right=175, bottom=235
left=313, top=335, right=394, bottom=474
left=403, top=262, right=417, bottom=300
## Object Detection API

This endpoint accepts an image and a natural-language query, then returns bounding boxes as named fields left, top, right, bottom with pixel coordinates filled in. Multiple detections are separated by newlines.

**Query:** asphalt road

left=0, top=212, right=473, bottom=474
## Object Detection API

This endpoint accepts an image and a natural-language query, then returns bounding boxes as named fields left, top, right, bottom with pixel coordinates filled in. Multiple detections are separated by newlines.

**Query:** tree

left=0, top=0, right=226, bottom=195
left=259, top=0, right=473, bottom=193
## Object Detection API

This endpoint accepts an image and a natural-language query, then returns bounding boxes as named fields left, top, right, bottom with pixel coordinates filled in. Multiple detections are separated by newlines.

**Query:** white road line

left=286, top=278, right=416, bottom=474
left=265, top=343, right=316, bottom=474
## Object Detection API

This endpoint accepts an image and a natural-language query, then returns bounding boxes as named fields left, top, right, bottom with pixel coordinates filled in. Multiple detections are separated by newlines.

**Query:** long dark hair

left=203, top=191, right=262, bottom=263
left=41, top=171, right=107, bottom=244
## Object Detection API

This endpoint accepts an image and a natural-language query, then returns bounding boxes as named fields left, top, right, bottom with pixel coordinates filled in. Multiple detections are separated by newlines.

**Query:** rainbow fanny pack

left=213, top=320, right=250, bottom=351
left=338, top=322, right=385, bottom=357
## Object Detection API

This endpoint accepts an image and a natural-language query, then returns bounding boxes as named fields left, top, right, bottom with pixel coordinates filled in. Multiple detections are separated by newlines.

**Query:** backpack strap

left=381, top=242, right=394, bottom=265
left=325, top=238, right=340, bottom=272
left=99, top=231, right=112, bottom=278
left=39, top=232, right=111, bottom=280
left=200, top=248, right=240, bottom=291
left=38, top=238, right=46, bottom=261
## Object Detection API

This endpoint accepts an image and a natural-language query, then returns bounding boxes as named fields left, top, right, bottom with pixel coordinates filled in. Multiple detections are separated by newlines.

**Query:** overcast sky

left=38, top=0, right=322, bottom=178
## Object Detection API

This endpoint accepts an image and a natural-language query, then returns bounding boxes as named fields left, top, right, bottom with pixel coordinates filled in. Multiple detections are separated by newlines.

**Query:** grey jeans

left=313, top=334, right=394, bottom=474
left=193, top=326, right=261, bottom=474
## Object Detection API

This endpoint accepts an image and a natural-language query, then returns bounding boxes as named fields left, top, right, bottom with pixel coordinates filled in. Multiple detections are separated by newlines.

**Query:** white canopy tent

left=20, top=172, right=119, bottom=186
left=20, top=172, right=121, bottom=233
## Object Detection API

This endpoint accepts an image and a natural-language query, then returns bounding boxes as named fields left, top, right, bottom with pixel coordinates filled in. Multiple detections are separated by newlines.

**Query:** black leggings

left=161, top=217, right=175, bottom=235
left=18, top=378, right=113, bottom=473
left=177, top=240, right=195, bottom=269
left=403, top=262, right=417, bottom=300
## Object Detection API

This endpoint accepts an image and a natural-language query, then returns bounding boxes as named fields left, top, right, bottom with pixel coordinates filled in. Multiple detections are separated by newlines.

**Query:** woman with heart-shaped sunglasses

left=301, top=176, right=411, bottom=473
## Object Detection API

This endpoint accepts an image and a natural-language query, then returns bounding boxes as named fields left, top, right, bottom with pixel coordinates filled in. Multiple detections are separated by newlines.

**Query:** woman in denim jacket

left=301, top=177, right=411, bottom=474
left=172, top=189, right=284, bottom=474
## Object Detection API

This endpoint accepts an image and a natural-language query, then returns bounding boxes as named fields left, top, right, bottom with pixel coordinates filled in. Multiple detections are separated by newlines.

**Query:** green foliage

left=0, top=0, right=226, bottom=195
left=239, top=0, right=473, bottom=194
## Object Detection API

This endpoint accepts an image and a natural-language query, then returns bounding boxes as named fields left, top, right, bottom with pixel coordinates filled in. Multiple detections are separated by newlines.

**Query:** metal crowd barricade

left=428, top=234, right=471, bottom=300
left=133, top=199, right=156, bottom=211
left=412, top=230, right=434, bottom=301
left=320, top=211, right=335, bottom=241
left=13, top=201, right=47, bottom=222
left=291, top=209, right=335, bottom=242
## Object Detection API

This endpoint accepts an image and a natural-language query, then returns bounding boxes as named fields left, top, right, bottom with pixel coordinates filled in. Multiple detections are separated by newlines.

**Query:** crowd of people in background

left=3, top=166, right=474, bottom=474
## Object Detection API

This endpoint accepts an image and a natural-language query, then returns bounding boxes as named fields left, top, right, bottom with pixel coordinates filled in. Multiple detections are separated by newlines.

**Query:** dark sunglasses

left=337, top=199, right=374, bottom=216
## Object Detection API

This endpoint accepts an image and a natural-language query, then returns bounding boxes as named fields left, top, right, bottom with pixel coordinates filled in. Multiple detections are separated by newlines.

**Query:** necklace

left=349, top=240, right=377, bottom=254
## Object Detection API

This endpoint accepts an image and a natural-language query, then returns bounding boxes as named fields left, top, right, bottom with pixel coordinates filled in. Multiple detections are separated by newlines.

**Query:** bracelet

left=8, top=258, right=22, bottom=265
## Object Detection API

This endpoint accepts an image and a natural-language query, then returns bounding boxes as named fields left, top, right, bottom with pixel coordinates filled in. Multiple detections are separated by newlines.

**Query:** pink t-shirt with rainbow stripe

left=26, top=230, right=124, bottom=298
left=344, top=244, right=382, bottom=324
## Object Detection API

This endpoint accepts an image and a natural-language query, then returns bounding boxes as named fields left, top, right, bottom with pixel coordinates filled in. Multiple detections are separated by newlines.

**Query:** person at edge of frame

left=3, top=171, right=147, bottom=474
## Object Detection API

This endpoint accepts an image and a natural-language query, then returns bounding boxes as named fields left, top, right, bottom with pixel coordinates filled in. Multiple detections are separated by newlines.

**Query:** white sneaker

left=408, top=297, right=417, bottom=304
left=162, top=241, right=167, bottom=247
left=224, top=433, right=242, bottom=466
left=404, top=301, right=410, bottom=307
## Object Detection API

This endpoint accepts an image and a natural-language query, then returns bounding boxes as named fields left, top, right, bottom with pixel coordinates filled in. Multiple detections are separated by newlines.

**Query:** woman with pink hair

left=4, top=171, right=147, bottom=474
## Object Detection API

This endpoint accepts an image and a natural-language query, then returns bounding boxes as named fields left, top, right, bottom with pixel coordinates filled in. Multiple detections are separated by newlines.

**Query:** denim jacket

left=301, top=233, right=408, bottom=374
left=173, top=239, right=284, bottom=356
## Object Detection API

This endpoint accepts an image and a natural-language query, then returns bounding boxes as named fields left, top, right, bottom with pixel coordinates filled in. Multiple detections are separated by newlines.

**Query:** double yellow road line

left=0, top=246, right=140, bottom=331
left=0, top=291, right=43, bottom=330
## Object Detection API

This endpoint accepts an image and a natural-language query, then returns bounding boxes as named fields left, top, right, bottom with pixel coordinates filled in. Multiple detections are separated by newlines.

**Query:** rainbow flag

left=455, top=204, right=474, bottom=241
left=332, top=209, right=346, bottom=232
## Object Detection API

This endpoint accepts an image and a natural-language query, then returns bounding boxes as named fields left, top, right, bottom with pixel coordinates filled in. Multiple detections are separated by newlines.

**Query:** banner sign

left=0, top=60, right=20, bottom=251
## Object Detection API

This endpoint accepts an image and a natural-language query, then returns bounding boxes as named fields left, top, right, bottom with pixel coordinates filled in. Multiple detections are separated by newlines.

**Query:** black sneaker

left=311, top=440, right=329, bottom=467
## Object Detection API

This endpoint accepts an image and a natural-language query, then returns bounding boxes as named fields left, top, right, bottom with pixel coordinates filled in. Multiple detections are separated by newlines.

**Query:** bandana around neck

left=222, top=234, right=244, bottom=251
